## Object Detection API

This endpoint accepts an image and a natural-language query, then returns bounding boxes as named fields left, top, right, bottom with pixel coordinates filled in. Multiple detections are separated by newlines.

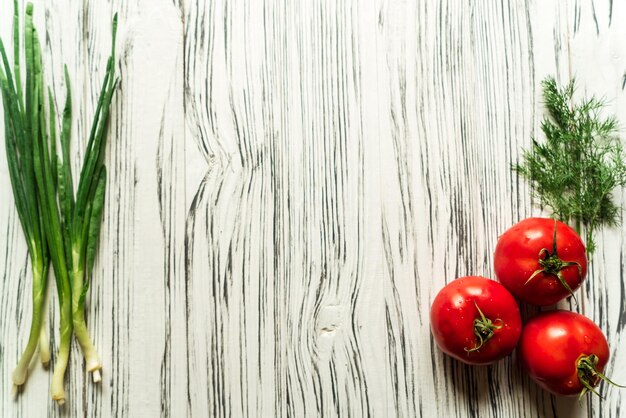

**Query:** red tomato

left=494, top=218, right=587, bottom=306
left=519, top=311, right=614, bottom=397
left=430, top=276, right=522, bottom=365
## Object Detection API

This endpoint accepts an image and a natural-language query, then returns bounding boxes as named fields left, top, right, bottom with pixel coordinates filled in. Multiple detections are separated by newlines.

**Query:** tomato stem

left=464, top=302, right=503, bottom=354
left=525, top=220, right=582, bottom=304
left=576, top=354, right=626, bottom=400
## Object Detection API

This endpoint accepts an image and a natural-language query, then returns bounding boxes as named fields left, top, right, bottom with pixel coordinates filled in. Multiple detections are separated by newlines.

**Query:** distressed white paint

left=1, top=0, right=625, bottom=416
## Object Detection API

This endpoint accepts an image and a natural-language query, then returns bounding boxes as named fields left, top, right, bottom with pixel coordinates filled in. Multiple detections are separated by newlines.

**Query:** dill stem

left=574, top=218, right=588, bottom=313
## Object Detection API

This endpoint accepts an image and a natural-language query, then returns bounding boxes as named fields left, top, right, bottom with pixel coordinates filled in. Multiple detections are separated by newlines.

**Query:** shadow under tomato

left=441, top=353, right=587, bottom=418
left=434, top=294, right=588, bottom=417
left=435, top=316, right=585, bottom=417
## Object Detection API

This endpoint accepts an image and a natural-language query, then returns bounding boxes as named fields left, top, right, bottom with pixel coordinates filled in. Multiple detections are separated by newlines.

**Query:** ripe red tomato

left=494, top=218, right=587, bottom=306
left=430, top=276, right=522, bottom=365
left=519, top=311, right=614, bottom=397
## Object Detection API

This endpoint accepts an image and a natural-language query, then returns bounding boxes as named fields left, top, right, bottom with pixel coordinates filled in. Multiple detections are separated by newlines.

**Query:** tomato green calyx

left=525, top=221, right=582, bottom=304
left=464, top=302, right=503, bottom=354
left=576, top=354, right=626, bottom=400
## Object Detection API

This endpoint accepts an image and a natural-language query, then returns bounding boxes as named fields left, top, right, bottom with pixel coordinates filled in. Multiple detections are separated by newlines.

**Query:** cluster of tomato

left=430, top=218, right=619, bottom=398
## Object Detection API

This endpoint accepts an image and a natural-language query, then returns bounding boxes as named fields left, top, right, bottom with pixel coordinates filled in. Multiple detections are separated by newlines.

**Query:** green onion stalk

left=1, top=2, right=118, bottom=405
left=0, top=0, right=51, bottom=395
left=27, top=5, right=74, bottom=404
left=68, top=14, right=118, bottom=385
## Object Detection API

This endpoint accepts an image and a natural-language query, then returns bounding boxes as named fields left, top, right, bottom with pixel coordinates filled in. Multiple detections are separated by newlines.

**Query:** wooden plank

left=374, top=0, right=626, bottom=416
left=567, top=1, right=626, bottom=417
left=374, top=0, right=561, bottom=416
left=0, top=0, right=187, bottom=416
left=182, top=0, right=386, bottom=416
left=81, top=1, right=187, bottom=417
left=1, top=0, right=626, bottom=417
left=0, top=1, right=84, bottom=416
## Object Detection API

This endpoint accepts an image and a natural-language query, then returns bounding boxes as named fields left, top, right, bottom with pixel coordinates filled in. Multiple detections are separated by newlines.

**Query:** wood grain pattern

left=1, top=0, right=626, bottom=416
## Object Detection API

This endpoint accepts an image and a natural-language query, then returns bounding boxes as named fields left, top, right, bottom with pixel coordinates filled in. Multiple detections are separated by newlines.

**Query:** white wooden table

left=1, top=0, right=625, bottom=416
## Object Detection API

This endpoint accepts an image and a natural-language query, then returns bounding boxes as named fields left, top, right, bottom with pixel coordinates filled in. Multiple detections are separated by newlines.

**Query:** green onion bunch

left=0, top=2, right=118, bottom=405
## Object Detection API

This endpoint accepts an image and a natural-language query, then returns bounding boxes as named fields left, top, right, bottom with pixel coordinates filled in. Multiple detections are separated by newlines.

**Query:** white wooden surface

left=1, top=0, right=626, bottom=416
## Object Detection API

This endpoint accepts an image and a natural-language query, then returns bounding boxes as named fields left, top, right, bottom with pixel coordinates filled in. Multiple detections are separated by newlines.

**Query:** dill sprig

left=515, top=76, right=626, bottom=253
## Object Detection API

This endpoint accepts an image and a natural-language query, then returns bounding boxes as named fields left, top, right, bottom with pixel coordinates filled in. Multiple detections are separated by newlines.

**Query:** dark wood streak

left=157, top=103, right=171, bottom=418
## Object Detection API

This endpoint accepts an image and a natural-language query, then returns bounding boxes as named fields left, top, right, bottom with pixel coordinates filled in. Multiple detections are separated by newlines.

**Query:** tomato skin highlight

left=430, top=276, right=522, bottom=365
left=494, top=218, right=587, bottom=306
